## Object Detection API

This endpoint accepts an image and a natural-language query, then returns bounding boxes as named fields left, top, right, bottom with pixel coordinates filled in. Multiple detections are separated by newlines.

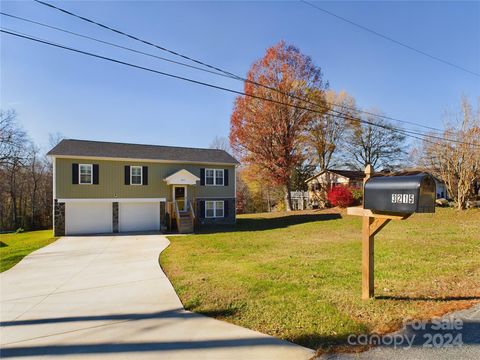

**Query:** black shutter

left=224, top=200, right=229, bottom=218
left=93, top=164, right=99, bottom=184
left=124, top=166, right=130, bottom=185
left=142, top=166, right=148, bottom=185
left=224, top=169, right=229, bottom=186
left=200, top=168, right=205, bottom=185
left=200, top=201, right=205, bottom=218
left=72, top=163, right=79, bottom=184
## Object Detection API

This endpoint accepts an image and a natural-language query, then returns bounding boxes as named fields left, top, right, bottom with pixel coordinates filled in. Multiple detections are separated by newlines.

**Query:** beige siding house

left=48, top=139, right=239, bottom=236
left=305, top=169, right=364, bottom=208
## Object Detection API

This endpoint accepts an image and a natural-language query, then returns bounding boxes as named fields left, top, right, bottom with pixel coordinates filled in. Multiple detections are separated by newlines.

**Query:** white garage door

left=65, top=202, right=112, bottom=235
left=119, top=202, right=160, bottom=233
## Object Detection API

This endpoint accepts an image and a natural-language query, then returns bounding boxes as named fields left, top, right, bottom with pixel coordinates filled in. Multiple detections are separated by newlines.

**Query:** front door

left=174, top=186, right=186, bottom=211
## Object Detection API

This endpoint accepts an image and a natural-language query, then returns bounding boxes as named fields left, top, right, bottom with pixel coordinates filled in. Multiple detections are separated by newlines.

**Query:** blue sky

left=1, top=1, right=479, bottom=153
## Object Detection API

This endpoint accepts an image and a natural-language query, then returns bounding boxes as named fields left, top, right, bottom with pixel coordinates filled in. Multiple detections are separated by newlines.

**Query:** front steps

left=177, top=211, right=194, bottom=233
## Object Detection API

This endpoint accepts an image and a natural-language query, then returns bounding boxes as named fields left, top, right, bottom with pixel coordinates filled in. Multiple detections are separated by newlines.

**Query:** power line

left=31, top=0, right=452, bottom=135
left=300, top=0, right=480, bottom=77
left=0, top=12, right=228, bottom=78
left=2, top=28, right=478, bottom=148
left=33, top=0, right=242, bottom=80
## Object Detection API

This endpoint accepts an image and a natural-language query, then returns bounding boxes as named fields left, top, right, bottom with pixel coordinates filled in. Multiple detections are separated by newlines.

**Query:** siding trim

left=58, top=198, right=166, bottom=203
left=50, top=155, right=238, bottom=167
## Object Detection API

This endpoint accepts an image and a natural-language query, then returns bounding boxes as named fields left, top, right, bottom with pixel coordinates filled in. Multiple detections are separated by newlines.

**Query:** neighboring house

left=290, top=191, right=309, bottom=210
left=305, top=169, right=364, bottom=208
left=434, top=177, right=448, bottom=199
left=48, top=139, right=239, bottom=236
left=304, top=168, right=448, bottom=208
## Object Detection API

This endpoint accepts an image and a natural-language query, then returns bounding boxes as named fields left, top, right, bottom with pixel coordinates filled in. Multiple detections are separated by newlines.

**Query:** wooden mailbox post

left=347, top=165, right=412, bottom=300
left=348, top=166, right=436, bottom=299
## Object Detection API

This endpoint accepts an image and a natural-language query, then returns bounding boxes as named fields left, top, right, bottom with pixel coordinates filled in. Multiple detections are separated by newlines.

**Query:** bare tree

left=209, top=135, right=231, bottom=154
left=304, top=90, right=357, bottom=171
left=342, top=112, right=407, bottom=170
left=0, top=110, right=53, bottom=231
left=420, top=97, right=480, bottom=209
left=0, top=110, right=28, bottom=166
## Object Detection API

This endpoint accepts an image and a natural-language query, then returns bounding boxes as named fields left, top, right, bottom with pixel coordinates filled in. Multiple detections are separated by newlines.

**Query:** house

left=290, top=191, right=309, bottom=210
left=304, top=168, right=448, bottom=208
left=48, top=139, right=239, bottom=236
left=305, top=169, right=364, bottom=208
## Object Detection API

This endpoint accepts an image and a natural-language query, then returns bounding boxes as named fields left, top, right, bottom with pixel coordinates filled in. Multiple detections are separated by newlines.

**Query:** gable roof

left=47, top=139, right=239, bottom=165
left=306, top=169, right=365, bottom=183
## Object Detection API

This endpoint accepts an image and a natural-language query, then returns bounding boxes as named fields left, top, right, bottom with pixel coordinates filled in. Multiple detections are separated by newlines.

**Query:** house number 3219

left=391, top=194, right=415, bottom=204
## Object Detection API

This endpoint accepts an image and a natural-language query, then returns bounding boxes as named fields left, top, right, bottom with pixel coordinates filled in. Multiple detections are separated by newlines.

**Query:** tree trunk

left=285, top=183, right=293, bottom=211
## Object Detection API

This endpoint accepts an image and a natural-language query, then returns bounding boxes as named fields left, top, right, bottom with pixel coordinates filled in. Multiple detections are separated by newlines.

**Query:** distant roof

left=305, top=168, right=445, bottom=184
left=47, top=139, right=239, bottom=165
left=306, top=169, right=365, bottom=182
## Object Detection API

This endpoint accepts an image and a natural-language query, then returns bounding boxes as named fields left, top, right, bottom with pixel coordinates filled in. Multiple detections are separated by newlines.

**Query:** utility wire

left=300, top=0, right=480, bottom=77
left=31, top=0, right=452, bottom=135
left=2, top=28, right=478, bottom=148
left=0, top=12, right=228, bottom=78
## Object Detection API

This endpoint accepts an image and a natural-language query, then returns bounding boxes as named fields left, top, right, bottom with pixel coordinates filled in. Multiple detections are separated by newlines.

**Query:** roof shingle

left=47, top=139, right=239, bottom=165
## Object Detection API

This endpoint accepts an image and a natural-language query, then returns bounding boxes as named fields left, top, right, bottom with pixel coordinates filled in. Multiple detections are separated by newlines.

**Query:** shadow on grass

left=197, top=212, right=342, bottom=234
left=196, top=308, right=240, bottom=318
left=0, top=241, right=7, bottom=247
left=376, top=295, right=480, bottom=301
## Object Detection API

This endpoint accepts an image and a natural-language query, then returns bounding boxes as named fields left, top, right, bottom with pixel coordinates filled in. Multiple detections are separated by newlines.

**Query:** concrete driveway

left=0, top=234, right=313, bottom=359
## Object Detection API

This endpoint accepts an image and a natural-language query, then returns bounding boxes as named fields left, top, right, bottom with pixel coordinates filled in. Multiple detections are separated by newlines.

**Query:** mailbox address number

left=391, top=194, right=415, bottom=204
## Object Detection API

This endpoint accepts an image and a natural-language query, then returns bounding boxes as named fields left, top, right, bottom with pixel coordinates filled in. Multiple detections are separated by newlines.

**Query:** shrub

left=350, top=186, right=363, bottom=204
left=327, top=186, right=354, bottom=208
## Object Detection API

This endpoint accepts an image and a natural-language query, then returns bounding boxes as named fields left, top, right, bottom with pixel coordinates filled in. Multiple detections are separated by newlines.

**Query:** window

left=131, top=166, right=142, bottom=185
left=206, top=201, right=215, bottom=218
left=215, top=201, right=224, bottom=217
left=205, top=169, right=224, bottom=186
left=215, top=170, right=224, bottom=186
left=79, top=164, right=92, bottom=184
left=205, top=201, right=224, bottom=218
left=205, top=169, right=214, bottom=185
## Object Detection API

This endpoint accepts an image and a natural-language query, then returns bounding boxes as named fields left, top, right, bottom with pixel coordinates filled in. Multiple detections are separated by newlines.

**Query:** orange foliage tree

left=230, top=41, right=327, bottom=210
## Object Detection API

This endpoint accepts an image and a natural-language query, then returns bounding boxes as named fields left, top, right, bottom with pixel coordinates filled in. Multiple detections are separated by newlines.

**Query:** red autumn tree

left=230, top=41, right=327, bottom=210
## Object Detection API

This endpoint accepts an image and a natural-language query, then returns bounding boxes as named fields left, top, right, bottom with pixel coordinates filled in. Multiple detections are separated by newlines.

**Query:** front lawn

left=0, top=230, right=57, bottom=272
left=161, top=208, right=480, bottom=351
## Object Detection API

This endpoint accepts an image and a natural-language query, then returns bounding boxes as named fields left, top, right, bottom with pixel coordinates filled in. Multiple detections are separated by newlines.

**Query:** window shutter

left=93, top=164, right=99, bottom=184
left=200, top=201, right=205, bottom=218
left=142, top=166, right=148, bottom=185
left=224, top=200, right=229, bottom=218
left=124, top=166, right=130, bottom=185
left=72, top=163, right=79, bottom=184
left=224, top=169, right=229, bottom=186
left=200, top=168, right=205, bottom=185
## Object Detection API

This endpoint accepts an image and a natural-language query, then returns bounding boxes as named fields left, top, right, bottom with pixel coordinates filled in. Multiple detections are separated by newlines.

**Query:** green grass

left=0, top=230, right=57, bottom=272
left=161, top=208, right=480, bottom=351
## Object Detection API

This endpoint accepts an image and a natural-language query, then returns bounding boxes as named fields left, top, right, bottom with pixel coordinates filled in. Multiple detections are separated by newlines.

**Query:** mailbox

left=364, top=173, right=436, bottom=214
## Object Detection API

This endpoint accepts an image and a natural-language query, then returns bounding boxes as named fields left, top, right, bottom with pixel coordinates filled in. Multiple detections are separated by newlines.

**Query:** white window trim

left=205, top=168, right=224, bottom=186
left=79, top=164, right=93, bottom=185
left=130, top=166, right=143, bottom=186
left=205, top=200, right=224, bottom=218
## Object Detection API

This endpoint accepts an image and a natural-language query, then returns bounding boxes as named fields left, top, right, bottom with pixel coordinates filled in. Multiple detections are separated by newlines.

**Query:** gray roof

left=47, top=139, right=239, bottom=165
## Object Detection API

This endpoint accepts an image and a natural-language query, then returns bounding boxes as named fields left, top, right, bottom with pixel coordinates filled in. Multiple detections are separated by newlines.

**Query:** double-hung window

left=205, top=201, right=224, bottom=218
left=79, top=164, right=93, bottom=184
left=215, top=170, right=224, bottom=185
left=131, top=166, right=142, bottom=185
left=205, top=169, right=215, bottom=185
left=205, top=169, right=224, bottom=186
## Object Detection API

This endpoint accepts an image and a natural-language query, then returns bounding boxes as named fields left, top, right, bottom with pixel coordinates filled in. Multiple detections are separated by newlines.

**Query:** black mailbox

left=364, top=173, right=436, bottom=214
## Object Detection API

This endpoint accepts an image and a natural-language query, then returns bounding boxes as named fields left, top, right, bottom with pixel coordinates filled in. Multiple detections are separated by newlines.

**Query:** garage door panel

left=119, top=202, right=160, bottom=233
left=66, top=202, right=112, bottom=235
